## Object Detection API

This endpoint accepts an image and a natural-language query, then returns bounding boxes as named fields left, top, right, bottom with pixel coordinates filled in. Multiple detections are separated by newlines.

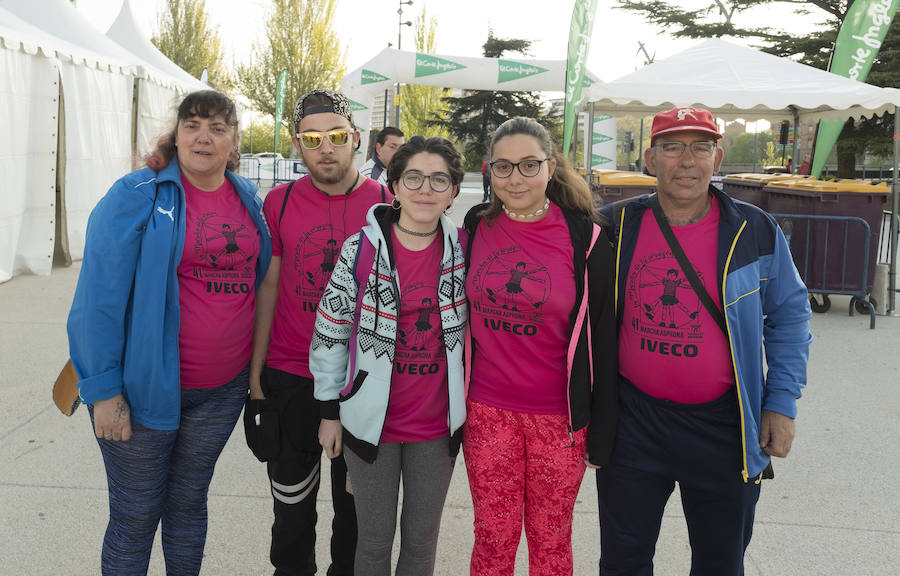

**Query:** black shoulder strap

left=649, top=194, right=727, bottom=335
left=380, top=184, right=385, bottom=203
left=278, top=180, right=297, bottom=227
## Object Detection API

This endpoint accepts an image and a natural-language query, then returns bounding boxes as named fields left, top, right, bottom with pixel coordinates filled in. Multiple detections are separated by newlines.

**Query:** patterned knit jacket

left=310, top=204, right=468, bottom=463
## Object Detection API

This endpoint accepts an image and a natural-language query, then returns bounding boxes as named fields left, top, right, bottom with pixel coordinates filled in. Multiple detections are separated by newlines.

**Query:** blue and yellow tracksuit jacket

left=600, top=186, right=812, bottom=481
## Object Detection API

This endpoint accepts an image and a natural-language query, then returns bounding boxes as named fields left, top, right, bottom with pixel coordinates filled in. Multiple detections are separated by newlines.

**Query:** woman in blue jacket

left=67, top=90, right=271, bottom=575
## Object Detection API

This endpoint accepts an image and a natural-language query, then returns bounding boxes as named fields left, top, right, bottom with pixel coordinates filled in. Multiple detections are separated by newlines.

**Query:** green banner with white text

left=811, top=0, right=899, bottom=178
left=563, top=0, right=598, bottom=157
left=273, top=69, right=288, bottom=155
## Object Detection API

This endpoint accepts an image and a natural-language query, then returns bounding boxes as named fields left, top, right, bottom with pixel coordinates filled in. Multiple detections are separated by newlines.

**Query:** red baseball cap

left=650, top=107, right=721, bottom=144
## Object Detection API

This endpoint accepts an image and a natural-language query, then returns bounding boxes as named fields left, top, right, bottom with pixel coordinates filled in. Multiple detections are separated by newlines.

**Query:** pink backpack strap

left=566, top=223, right=602, bottom=387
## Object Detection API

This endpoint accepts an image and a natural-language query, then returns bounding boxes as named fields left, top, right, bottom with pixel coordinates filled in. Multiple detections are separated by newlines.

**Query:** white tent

left=588, top=38, right=900, bottom=123
left=106, top=0, right=205, bottom=157
left=0, top=0, right=203, bottom=282
left=343, top=47, right=600, bottom=166
left=0, top=4, right=134, bottom=282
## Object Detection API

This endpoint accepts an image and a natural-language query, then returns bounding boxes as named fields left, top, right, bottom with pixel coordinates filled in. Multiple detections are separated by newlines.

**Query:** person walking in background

left=247, top=89, right=390, bottom=576
left=67, top=89, right=272, bottom=575
left=463, top=117, right=618, bottom=576
left=597, top=106, right=812, bottom=575
left=311, top=136, right=468, bottom=576
left=360, top=126, right=406, bottom=186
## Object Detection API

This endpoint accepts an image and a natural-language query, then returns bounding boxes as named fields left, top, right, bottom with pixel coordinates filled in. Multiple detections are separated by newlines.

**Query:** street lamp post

left=395, top=0, right=413, bottom=127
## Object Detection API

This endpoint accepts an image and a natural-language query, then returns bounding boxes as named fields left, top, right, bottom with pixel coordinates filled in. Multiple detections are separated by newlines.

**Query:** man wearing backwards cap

left=249, top=89, right=391, bottom=576
left=597, top=106, right=811, bottom=575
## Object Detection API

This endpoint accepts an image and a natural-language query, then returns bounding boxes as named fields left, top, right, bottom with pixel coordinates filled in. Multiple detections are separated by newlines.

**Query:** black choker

left=395, top=221, right=439, bottom=237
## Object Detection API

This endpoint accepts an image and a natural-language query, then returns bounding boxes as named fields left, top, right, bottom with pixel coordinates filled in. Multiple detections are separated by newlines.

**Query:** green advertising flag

left=811, top=0, right=899, bottom=177
left=563, top=0, right=598, bottom=156
left=273, top=69, right=288, bottom=155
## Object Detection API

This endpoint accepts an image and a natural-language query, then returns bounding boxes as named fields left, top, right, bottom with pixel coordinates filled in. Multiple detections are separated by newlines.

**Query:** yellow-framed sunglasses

left=297, top=129, right=353, bottom=150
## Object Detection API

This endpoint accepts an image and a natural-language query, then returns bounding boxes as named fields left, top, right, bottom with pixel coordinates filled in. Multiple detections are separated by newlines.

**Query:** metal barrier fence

left=237, top=157, right=309, bottom=187
left=879, top=210, right=899, bottom=265
left=772, top=213, right=876, bottom=329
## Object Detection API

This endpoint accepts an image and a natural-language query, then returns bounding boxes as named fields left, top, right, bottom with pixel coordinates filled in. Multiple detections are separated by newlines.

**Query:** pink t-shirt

left=381, top=229, right=449, bottom=443
left=177, top=176, right=260, bottom=388
left=618, top=195, right=734, bottom=403
left=264, top=176, right=389, bottom=378
left=466, top=204, right=575, bottom=415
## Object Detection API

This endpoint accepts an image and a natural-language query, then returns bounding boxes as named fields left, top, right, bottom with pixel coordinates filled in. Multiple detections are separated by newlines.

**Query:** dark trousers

left=262, top=367, right=357, bottom=576
left=596, top=378, right=761, bottom=576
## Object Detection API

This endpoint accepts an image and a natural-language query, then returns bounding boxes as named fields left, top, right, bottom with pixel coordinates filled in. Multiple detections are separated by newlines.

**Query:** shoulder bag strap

left=648, top=194, right=727, bottom=335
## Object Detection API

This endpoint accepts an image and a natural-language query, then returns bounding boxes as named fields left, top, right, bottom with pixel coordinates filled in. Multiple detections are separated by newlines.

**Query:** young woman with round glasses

left=311, top=135, right=468, bottom=576
left=462, top=116, right=618, bottom=575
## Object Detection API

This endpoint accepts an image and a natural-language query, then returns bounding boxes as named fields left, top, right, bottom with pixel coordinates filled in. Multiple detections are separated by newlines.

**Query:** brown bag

left=53, top=359, right=81, bottom=416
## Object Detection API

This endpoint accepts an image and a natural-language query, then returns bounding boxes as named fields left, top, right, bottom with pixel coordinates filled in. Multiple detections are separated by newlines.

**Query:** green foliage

left=724, top=131, right=780, bottom=166
left=236, top=0, right=346, bottom=128
left=240, top=119, right=293, bottom=157
left=615, top=0, right=899, bottom=175
left=151, top=0, right=232, bottom=91
left=400, top=8, right=452, bottom=140
left=431, top=30, right=550, bottom=169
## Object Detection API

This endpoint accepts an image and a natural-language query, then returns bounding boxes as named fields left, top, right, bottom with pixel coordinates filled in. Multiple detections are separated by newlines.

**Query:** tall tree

left=433, top=31, right=549, bottom=168
left=400, top=8, right=452, bottom=139
left=615, top=0, right=900, bottom=176
left=152, top=0, right=232, bottom=90
left=237, top=0, right=346, bottom=128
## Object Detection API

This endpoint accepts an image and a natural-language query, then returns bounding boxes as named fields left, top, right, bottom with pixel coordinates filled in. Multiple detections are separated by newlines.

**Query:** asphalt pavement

left=1, top=181, right=898, bottom=575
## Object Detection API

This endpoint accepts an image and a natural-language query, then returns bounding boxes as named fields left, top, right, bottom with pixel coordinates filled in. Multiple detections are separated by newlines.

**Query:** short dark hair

left=376, top=127, right=405, bottom=146
left=147, top=90, right=240, bottom=172
left=386, top=136, right=464, bottom=197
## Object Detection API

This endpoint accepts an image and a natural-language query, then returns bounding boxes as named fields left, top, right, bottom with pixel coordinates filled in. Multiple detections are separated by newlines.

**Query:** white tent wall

left=0, top=25, right=59, bottom=282
left=342, top=47, right=598, bottom=166
left=60, top=64, right=134, bottom=261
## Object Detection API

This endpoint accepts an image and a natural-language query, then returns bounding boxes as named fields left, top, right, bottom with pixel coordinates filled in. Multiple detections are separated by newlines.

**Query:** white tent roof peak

left=589, top=38, right=900, bottom=122
left=107, top=0, right=204, bottom=89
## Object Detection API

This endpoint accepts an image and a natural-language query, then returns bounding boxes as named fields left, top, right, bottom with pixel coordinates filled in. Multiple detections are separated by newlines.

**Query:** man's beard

left=307, top=153, right=352, bottom=185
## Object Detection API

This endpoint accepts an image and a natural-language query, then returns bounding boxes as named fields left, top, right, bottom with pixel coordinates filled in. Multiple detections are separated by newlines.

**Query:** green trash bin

left=765, top=178, right=889, bottom=298
left=590, top=171, right=657, bottom=213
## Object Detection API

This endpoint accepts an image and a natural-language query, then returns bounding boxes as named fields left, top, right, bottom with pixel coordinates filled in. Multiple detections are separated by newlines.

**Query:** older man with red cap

left=597, top=107, right=812, bottom=575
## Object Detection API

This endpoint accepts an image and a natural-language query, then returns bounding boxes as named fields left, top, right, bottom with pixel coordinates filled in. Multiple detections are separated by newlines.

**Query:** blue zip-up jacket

left=600, top=186, right=811, bottom=481
left=67, top=159, right=272, bottom=430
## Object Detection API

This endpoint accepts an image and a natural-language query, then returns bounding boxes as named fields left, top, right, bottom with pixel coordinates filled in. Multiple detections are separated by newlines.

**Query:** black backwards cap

left=293, top=89, right=354, bottom=131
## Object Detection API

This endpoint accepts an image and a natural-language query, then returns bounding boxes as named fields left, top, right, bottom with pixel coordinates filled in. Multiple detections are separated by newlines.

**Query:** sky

left=72, top=0, right=792, bottom=84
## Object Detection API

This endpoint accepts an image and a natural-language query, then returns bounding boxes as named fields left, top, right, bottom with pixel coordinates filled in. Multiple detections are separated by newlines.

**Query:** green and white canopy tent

left=341, top=47, right=610, bottom=169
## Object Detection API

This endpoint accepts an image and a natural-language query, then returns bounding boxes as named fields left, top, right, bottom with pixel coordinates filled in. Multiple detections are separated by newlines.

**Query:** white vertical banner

left=591, top=114, right=616, bottom=171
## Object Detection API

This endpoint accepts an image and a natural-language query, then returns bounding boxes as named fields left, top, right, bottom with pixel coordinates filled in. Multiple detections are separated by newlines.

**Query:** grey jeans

left=343, top=437, right=455, bottom=576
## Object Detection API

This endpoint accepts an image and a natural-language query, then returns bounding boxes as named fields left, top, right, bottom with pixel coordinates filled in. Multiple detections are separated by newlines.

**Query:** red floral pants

left=463, top=399, right=587, bottom=576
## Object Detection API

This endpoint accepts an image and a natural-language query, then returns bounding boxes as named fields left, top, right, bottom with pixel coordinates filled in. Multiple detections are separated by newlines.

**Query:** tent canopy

left=588, top=38, right=900, bottom=123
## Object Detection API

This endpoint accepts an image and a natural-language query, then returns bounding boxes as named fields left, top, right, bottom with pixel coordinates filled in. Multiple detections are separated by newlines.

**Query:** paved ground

left=2, top=182, right=899, bottom=575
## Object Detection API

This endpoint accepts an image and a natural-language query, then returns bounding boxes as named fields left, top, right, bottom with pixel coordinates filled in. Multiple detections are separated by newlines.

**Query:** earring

left=391, top=197, right=401, bottom=210
left=444, top=205, right=454, bottom=215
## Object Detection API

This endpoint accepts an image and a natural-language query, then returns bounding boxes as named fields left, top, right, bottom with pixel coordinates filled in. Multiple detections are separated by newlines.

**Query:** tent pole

left=584, top=102, right=594, bottom=189
left=792, top=108, right=799, bottom=173
left=890, top=105, right=899, bottom=314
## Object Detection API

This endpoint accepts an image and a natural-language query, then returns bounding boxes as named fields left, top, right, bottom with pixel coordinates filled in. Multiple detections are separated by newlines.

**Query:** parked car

left=255, top=152, right=283, bottom=171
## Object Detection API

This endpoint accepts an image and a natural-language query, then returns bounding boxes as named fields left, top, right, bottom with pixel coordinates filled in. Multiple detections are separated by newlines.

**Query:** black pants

left=596, top=378, right=761, bottom=576
left=262, top=367, right=357, bottom=576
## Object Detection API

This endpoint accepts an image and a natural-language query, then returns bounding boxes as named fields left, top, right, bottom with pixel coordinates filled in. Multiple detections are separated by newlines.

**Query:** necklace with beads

left=503, top=198, right=550, bottom=220
left=395, top=221, right=439, bottom=237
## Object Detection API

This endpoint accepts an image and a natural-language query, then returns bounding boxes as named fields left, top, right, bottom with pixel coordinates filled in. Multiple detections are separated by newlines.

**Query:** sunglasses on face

left=297, top=129, right=353, bottom=149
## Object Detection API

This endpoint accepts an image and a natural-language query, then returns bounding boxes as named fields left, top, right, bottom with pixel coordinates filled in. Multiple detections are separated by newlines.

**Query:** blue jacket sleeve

left=761, top=224, right=813, bottom=418
left=66, top=179, right=157, bottom=405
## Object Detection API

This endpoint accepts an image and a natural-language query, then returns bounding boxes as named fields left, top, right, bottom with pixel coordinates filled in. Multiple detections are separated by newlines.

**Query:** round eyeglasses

left=400, top=171, right=453, bottom=193
left=490, top=158, right=550, bottom=178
